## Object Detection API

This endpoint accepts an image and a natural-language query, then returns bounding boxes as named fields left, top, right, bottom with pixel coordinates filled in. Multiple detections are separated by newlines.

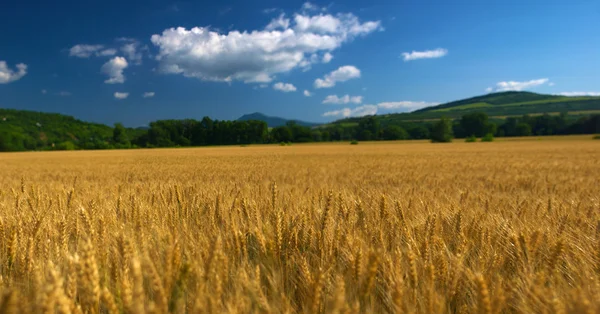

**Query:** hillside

left=0, top=108, right=132, bottom=151
left=331, top=91, right=600, bottom=126
left=238, top=112, right=318, bottom=128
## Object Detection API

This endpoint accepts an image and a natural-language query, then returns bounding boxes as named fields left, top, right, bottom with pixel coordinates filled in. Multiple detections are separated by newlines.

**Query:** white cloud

left=101, top=57, right=128, bottom=84
left=401, top=48, right=448, bottom=61
left=304, top=90, right=312, bottom=97
left=323, top=100, right=439, bottom=118
left=323, top=104, right=377, bottom=118
left=57, top=91, right=72, bottom=96
left=273, top=82, right=297, bottom=92
left=41, top=89, right=47, bottom=94
left=0, top=61, right=27, bottom=84
left=98, top=49, right=117, bottom=56
left=114, top=92, right=129, bottom=99
left=150, top=10, right=380, bottom=84
left=121, top=42, right=143, bottom=65
left=485, top=87, right=493, bottom=93
left=377, top=101, right=438, bottom=111
left=265, top=13, right=290, bottom=30
left=302, top=2, right=320, bottom=10
left=322, top=94, right=363, bottom=104
left=263, top=8, right=279, bottom=14
left=495, top=78, right=549, bottom=91
left=69, top=44, right=104, bottom=58
left=314, top=65, right=361, bottom=88
left=557, top=91, right=600, bottom=97
left=322, top=52, right=333, bottom=63
left=548, top=82, right=555, bottom=86
left=143, top=92, right=155, bottom=98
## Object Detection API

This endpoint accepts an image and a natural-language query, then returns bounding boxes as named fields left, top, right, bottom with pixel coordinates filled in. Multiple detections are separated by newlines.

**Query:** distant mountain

left=238, top=112, right=319, bottom=128
left=329, top=91, right=600, bottom=125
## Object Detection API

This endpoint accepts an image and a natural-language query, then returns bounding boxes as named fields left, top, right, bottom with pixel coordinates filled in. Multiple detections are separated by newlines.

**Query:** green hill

left=238, top=112, right=318, bottom=128
left=0, top=108, right=123, bottom=151
left=331, top=91, right=600, bottom=126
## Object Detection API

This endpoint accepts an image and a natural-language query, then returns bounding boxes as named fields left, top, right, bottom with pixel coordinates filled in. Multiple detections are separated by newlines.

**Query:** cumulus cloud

left=273, top=82, right=297, bottom=92
left=304, top=90, right=312, bottom=97
left=494, top=78, right=549, bottom=91
left=114, top=92, right=129, bottom=99
left=143, top=92, right=155, bottom=98
left=322, top=94, right=363, bottom=104
left=323, top=104, right=377, bottom=118
left=0, top=61, right=27, bottom=84
left=101, top=57, right=128, bottom=84
left=557, top=91, right=600, bottom=97
left=314, top=65, right=361, bottom=88
left=401, top=48, right=448, bottom=61
left=485, top=87, right=493, bottom=93
left=150, top=9, right=380, bottom=83
left=322, top=52, right=333, bottom=63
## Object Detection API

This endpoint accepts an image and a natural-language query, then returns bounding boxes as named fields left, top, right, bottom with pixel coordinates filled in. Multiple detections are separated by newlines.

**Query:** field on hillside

left=1, top=138, right=599, bottom=313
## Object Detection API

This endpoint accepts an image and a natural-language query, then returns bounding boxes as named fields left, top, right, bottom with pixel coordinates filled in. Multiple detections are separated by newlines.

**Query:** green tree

left=113, top=123, right=130, bottom=147
left=382, top=125, right=408, bottom=140
left=357, top=116, right=381, bottom=140
left=460, top=112, right=489, bottom=137
left=430, top=118, right=453, bottom=143
left=516, top=123, right=532, bottom=136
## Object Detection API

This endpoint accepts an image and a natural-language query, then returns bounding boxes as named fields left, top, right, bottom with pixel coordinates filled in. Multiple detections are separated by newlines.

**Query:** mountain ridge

left=237, top=112, right=319, bottom=128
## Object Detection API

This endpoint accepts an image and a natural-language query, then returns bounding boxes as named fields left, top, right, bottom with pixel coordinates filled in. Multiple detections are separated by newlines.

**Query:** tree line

left=1, top=111, right=599, bottom=152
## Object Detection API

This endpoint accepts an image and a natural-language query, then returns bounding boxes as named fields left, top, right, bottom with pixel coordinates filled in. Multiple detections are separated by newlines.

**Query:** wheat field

left=0, top=138, right=599, bottom=313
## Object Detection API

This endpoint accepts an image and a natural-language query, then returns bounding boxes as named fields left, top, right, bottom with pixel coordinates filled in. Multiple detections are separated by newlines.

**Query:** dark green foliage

left=430, top=118, right=453, bottom=143
left=382, top=125, right=408, bottom=140
left=271, top=126, right=293, bottom=143
left=516, top=123, right=532, bottom=136
left=460, top=112, right=490, bottom=137
left=481, top=133, right=494, bottom=142
left=465, top=136, right=477, bottom=142
left=357, top=116, right=381, bottom=140
left=593, top=135, right=600, bottom=139
left=113, top=123, right=131, bottom=148
left=142, top=117, right=269, bottom=147
left=0, top=108, right=113, bottom=151
left=350, top=140, right=359, bottom=145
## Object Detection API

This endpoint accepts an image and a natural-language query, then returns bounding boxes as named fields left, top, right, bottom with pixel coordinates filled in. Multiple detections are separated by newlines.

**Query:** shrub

left=481, top=133, right=494, bottom=142
left=350, top=140, right=359, bottom=145
left=593, top=134, right=600, bottom=140
left=465, top=136, right=477, bottom=143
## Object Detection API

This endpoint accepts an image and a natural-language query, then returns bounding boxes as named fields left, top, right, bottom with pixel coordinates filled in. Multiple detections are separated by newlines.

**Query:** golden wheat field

left=0, top=137, right=599, bottom=313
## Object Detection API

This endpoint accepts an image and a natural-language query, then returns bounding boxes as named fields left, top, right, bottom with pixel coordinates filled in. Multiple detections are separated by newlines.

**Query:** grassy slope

left=330, top=92, right=600, bottom=126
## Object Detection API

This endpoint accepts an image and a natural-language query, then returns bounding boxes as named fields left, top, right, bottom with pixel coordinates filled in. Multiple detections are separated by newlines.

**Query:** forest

left=1, top=107, right=599, bottom=152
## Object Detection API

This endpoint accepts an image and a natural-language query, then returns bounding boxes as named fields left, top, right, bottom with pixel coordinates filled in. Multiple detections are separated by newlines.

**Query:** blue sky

left=1, top=0, right=599, bottom=127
